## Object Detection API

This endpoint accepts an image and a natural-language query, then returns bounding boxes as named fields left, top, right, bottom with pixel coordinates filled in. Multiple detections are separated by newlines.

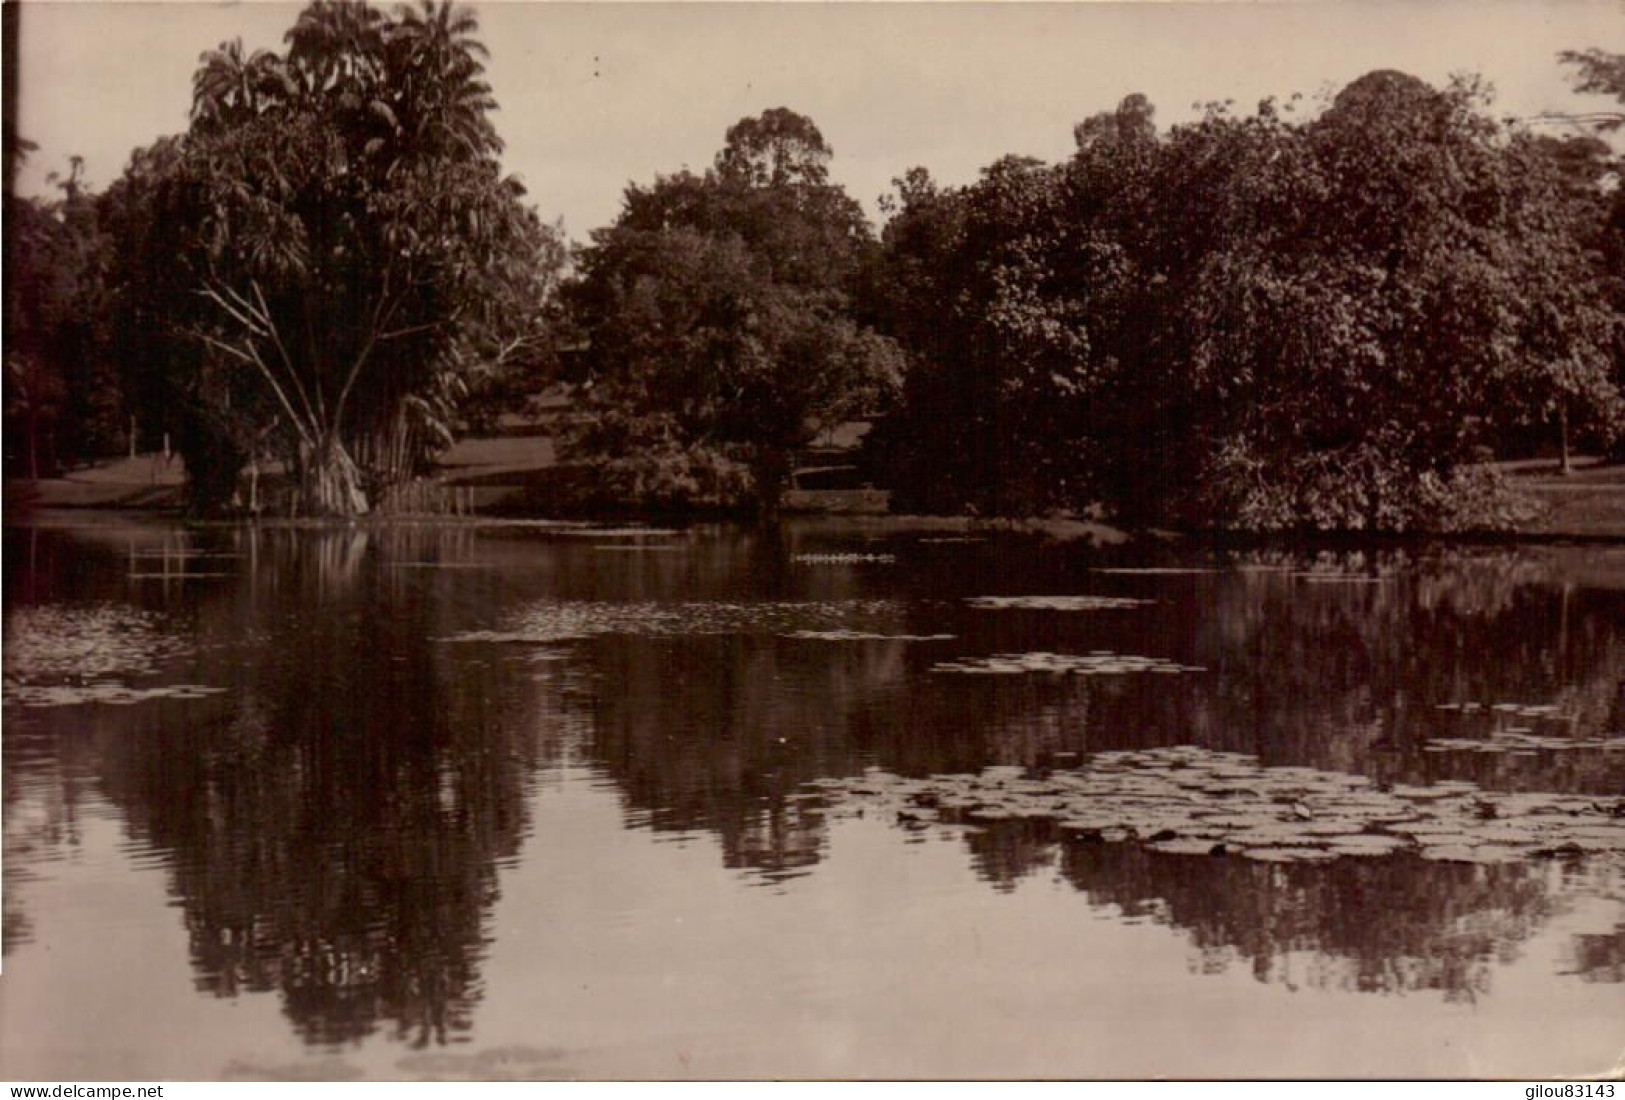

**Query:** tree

left=1554, top=45, right=1625, bottom=460
left=4, top=158, right=124, bottom=477
left=714, top=106, right=834, bottom=188
left=874, top=74, right=1621, bottom=531
left=566, top=108, right=901, bottom=513
left=105, top=0, right=561, bottom=515
left=1146, top=74, right=1619, bottom=527
left=873, top=96, right=1157, bottom=517
left=871, top=156, right=1109, bottom=515
left=1555, top=48, right=1625, bottom=132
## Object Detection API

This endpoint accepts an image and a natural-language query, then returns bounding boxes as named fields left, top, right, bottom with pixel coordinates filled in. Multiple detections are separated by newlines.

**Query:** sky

left=12, top=0, right=1625, bottom=241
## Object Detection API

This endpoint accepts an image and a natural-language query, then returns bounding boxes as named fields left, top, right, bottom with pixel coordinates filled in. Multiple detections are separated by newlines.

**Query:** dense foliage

left=1556, top=47, right=1625, bottom=461
left=7, top=31, right=1624, bottom=531
left=3, top=162, right=123, bottom=477
left=871, top=74, right=1623, bottom=530
left=563, top=108, right=903, bottom=513
left=99, top=0, right=562, bottom=514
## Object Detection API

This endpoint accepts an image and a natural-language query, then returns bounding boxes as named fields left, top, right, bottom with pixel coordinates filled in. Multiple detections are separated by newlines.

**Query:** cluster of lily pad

left=782, top=630, right=956, bottom=642
left=931, top=651, right=1204, bottom=676
left=446, top=598, right=906, bottom=644
left=965, top=595, right=1153, bottom=611
left=4, top=681, right=228, bottom=708
left=1291, top=572, right=1389, bottom=584
left=3, top=605, right=191, bottom=682
left=1425, top=699, right=1623, bottom=754
left=1423, top=732, right=1625, bottom=754
left=804, top=747, right=1625, bottom=866
left=1092, top=567, right=1215, bottom=576
left=792, top=553, right=897, bottom=564
left=1436, top=701, right=1567, bottom=719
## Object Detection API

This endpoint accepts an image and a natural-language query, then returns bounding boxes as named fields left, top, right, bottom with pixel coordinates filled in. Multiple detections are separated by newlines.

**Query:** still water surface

left=2, top=515, right=1622, bottom=1079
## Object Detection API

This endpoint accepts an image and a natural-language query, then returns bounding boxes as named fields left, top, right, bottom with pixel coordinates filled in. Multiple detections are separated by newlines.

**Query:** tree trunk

left=1558, top=404, right=1572, bottom=477
left=752, top=447, right=791, bottom=520
left=299, top=439, right=370, bottom=517
left=352, top=413, right=422, bottom=506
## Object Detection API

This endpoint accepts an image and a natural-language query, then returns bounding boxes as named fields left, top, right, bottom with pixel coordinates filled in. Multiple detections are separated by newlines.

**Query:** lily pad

left=1295, top=820, right=1373, bottom=836
left=793, top=553, right=896, bottom=564
left=816, top=745, right=1625, bottom=868
left=783, top=630, right=955, bottom=642
left=1322, top=834, right=1411, bottom=854
left=1454, top=845, right=1529, bottom=863
left=1418, top=845, right=1478, bottom=862
left=965, top=595, right=1153, bottom=611
left=1243, top=846, right=1336, bottom=862
left=1464, top=824, right=1548, bottom=845
left=931, top=651, right=1200, bottom=677
left=1148, top=838, right=1223, bottom=856
left=1226, top=826, right=1324, bottom=847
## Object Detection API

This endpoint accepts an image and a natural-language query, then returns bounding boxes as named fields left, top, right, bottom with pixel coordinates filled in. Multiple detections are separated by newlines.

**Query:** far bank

left=7, top=431, right=1625, bottom=543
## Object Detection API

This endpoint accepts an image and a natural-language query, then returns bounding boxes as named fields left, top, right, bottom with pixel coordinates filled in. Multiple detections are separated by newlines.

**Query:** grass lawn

left=9, top=436, right=1625, bottom=539
left=1501, top=457, right=1625, bottom=538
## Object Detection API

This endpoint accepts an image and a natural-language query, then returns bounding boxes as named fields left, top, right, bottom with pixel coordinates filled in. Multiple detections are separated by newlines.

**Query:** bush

left=562, top=412, right=755, bottom=514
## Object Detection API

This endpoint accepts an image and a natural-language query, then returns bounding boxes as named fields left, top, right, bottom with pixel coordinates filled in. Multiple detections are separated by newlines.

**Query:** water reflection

left=944, top=815, right=1617, bottom=999
left=3, top=521, right=1623, bottom=1065
left=6, top=523, right=584, bottom=1047
left=1564, top=923, right=1625, bottom=983
left=584, top=634, right=905, bottom=881
left=1059, top=839, right=1592, bottom=999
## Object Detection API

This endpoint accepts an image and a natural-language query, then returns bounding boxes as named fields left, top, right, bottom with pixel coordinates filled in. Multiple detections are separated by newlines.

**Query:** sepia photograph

left=3, top=0, right=1624, bottom=1083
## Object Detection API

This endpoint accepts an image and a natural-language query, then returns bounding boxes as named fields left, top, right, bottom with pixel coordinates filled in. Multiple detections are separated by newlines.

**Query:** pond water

left=2, top=514, right=1622, bottom=1080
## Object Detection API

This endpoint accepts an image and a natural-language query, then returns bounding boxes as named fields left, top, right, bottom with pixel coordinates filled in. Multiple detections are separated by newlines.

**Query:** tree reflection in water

left=5, top=525, right=1624, bottom=1048
left=1562, top=922, right=1625, bottom=984
left=575, top=541, right=1625, bottom=1001
left=950, top=815, right=1618, bottom=999
left=27, top=527, right=583, bottom=1047
left=584, top=634, right=903, bottom=882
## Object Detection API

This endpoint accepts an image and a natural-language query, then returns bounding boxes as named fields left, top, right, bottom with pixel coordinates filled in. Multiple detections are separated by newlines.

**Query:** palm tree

left=192, top=39, right=294, bottom=132
left=124, top=0, right=552, bottom=515
left=387, top=0, right=500, bottom=162
left=284, top=0, right=387, bottom=97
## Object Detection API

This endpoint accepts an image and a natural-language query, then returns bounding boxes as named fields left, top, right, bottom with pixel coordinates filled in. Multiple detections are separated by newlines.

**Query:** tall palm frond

left=193, top=39, right=293, bottom=131
left=385, top=0, right=501, bottom=161
left=285, top=0, right=388, bottom=96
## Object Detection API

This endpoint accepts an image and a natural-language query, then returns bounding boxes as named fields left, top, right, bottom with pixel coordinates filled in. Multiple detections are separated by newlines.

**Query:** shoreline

left=7, top=450, right=1625, bottom=544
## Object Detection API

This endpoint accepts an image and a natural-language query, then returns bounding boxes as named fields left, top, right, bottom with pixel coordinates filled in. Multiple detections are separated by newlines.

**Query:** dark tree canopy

left=102, top=0, right=561, bottom=515
left=565, top=108, right=901, bottom=513
left=873, top=71, right=1622, bottom=530
left=3, top=160, right=124, bottom=478
left=715, top=106, right=834, bottom=188
left=11, top=35, right=1625, bottom=536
